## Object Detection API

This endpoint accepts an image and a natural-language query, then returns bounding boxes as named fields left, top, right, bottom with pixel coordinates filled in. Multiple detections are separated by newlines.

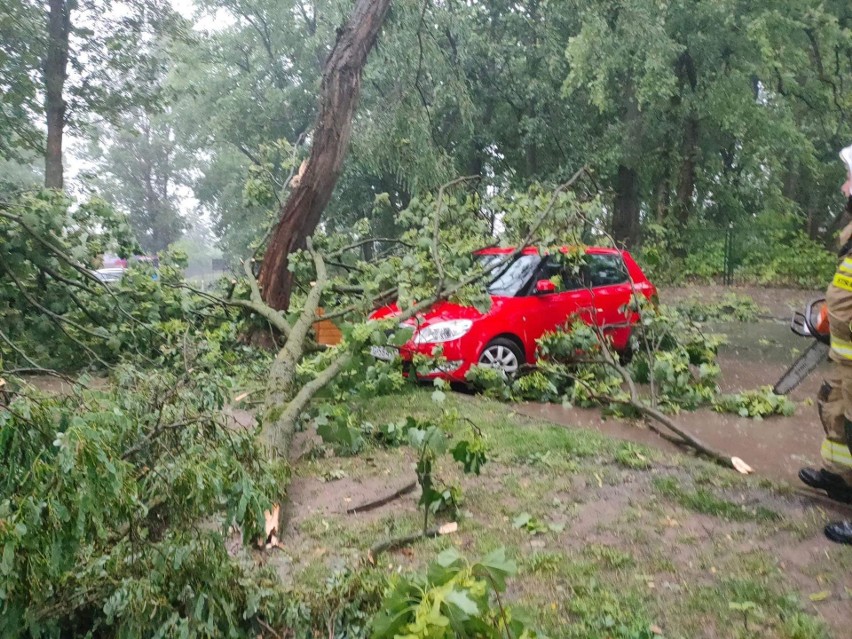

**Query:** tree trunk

left=44, top=0, right=71, bottom=190
left=257, top=0, right=393, bottom=310
left=612, top=165, right=640, bottom=247
left=674, top=116, right=699, bottom=226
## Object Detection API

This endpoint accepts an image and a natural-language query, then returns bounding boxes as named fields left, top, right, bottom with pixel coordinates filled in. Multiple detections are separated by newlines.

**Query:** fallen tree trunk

left=257, top=0, right=393, bottom=311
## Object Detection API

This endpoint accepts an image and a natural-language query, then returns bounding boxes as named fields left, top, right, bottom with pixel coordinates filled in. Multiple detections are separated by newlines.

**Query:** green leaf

left=1, top=542, right=14, bottom=576
left=435, top=547, right=464, bottom=568
left=475, top=547, right=516, bottom=591
left=445, top=589, right=479, bottom=616
left=390, top=328, right=414, bottom=346
left=512, top=513, right=532, bottom=529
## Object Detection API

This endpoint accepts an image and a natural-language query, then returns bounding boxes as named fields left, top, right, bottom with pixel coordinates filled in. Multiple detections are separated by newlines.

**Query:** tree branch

left=432, top=176, right=480, bottom=292
left=267, top=349, right=352, bottom=454
left=346, top=481, right=417, bottom=514
left=0, top=329, right=80, bottom=386
left=327, top=237, right=414, bottom=260
left=122, top=419, right=203, bottom=460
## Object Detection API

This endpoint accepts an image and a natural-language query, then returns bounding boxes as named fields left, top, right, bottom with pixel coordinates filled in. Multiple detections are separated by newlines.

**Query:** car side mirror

left=535, top=279, right=556, bottom=294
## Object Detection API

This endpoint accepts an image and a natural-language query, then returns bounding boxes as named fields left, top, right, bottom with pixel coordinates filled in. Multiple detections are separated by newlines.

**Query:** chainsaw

left=772, top=299, right=830, bottom=395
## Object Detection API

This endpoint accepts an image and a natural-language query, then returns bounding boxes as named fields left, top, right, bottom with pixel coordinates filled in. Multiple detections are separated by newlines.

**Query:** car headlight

left=413, top=320, right=473, bottom=344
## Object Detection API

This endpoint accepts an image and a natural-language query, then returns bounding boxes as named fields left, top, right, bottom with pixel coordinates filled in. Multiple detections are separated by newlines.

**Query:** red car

left=369, top=246, right=657, bottom=382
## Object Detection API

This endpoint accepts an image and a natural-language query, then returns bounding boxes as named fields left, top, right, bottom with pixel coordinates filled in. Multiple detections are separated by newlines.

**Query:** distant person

left=799, top=145, right=852, bottom=545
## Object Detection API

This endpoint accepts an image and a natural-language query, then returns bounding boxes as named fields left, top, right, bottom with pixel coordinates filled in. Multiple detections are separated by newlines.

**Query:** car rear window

left=584, top=254, right=628, bottom=287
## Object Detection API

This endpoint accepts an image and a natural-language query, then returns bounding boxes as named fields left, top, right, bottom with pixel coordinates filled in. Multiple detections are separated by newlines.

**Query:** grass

left=653, top=476, right=781, bottom=522
left=280, top=386, right=840, bottom=638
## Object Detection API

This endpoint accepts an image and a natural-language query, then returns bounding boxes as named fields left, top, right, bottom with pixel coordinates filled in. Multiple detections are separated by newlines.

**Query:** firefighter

left=798, top=157, right=852, bottom=544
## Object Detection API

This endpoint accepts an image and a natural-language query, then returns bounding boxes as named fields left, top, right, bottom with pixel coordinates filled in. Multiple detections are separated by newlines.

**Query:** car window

left=480, top=254, right=541, bottom=297
left=583, top=254, right=628, bottom=287
left=538, top=256, right=584, bottom=292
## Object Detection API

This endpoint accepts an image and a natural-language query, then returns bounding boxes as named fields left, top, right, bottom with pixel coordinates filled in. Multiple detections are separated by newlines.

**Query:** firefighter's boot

left=824, top=520, right=852, bottom=545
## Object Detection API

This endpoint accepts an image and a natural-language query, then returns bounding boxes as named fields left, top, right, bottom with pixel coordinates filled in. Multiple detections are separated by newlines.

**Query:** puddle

left=709, top=319, right=805, bottom=368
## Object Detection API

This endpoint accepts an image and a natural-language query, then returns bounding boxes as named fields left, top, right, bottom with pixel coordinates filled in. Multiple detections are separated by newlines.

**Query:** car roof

left=473, top=245, right=623, bottom=256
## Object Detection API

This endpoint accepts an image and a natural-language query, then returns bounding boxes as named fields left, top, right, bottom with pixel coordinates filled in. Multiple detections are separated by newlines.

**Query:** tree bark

left=257, top=0, right=393, bottom=310
left=674, top=116, right=699, bottom=226
left=612, top=165, right=640, bottom=247
left=44, top=0, right=71, bottom=190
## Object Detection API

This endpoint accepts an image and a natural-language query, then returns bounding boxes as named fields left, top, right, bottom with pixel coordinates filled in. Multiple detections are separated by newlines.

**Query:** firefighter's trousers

left=818, top=363, right=852, bottom=482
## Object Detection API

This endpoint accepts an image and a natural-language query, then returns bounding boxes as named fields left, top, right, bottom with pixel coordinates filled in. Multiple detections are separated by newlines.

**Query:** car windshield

left=478, top=254, right=541, bottom=297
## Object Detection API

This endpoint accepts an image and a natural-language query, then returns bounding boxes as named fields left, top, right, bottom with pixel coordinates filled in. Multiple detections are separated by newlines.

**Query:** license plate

left=370, top=345, right=395, bottom=361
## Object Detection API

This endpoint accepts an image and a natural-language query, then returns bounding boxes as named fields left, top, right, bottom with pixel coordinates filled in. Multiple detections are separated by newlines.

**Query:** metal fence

left=645, top=224, right=831, bottom=288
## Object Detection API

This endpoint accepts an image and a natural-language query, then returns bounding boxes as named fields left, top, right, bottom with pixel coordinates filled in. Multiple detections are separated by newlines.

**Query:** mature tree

left=44, top=0, right=70, bottom=188
left=2, top=0, right=183, bottom=190
left=87, top=108, right=187, bottom=253
left=257, top=0, right=393, bottom=310
left=565, top=0, right=852, bottom=245
left=172, top=0, right=850, bottom=260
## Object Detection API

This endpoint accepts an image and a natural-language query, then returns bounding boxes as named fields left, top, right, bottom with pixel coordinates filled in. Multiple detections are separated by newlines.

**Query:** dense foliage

left=188, top=0, right=849, bottom=258
left=468, top=304, right=796, bottom=419
left=0, top=189, right=269, bottom=374
left=5, top=0, right=845, bottom=263
left=0, top=365, right=287, bottom=635
left=640, top=223, right=838, bottom=288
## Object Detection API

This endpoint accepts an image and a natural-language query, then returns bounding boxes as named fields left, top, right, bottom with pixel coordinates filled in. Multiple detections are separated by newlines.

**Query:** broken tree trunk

left=257, top=0, right=393, bottom=311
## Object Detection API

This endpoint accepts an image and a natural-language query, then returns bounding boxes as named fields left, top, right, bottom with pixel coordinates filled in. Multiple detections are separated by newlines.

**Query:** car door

left=583, top=253, right=633, bottom=350
left=520, top=257, right=594, bottom=358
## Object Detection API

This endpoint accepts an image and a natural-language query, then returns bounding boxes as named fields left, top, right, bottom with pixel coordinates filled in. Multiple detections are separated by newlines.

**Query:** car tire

left=478, top=338, right=525, bottom=377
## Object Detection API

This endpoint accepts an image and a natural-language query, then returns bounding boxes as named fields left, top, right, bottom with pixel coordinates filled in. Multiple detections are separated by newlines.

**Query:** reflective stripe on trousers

left=821, top=438, right=852, bottom=470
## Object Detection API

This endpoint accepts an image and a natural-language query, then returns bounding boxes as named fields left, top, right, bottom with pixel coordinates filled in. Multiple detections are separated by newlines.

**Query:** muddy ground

left=277, top=390, right=852, bottom=638
left=271, top=285, right=851, bottom=638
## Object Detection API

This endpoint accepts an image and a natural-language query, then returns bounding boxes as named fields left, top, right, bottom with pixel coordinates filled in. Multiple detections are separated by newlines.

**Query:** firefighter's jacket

left=827, top=200, right=852, bottom=364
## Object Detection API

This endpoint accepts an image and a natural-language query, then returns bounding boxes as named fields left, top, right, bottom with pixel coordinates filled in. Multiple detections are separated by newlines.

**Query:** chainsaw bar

left=773, top=340, right=830, bottom=395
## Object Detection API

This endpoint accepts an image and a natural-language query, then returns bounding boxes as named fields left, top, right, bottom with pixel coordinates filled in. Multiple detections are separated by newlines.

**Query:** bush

left=637, top=223, right=835, bottom=289
left=737, top=232, right=836, bottom=288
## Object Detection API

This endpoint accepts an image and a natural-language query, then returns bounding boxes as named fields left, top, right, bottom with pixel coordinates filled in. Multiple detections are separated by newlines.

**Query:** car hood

left=369, top=298, right=500, bottom=327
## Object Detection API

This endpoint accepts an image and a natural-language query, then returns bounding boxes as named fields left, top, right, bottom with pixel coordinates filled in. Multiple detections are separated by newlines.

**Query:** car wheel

left=478, top=338, right=524, bottom=377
